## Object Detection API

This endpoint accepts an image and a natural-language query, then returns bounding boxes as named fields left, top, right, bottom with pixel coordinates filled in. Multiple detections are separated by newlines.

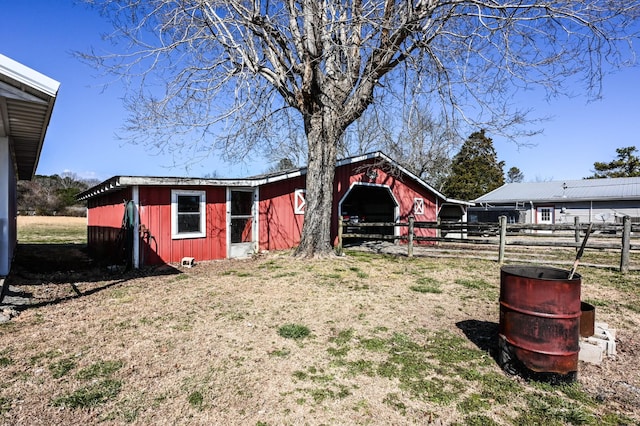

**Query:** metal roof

left=77, top=151, right=472, bottom=205
left=474, top=177, right=640, bottom=204
left=0, top=54, right=60, bottom=180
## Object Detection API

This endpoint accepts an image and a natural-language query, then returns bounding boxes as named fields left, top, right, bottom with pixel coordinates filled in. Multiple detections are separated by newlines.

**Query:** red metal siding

left=257, top=159, right=439, bottom=251
left=87, top=188, right=131, bottom=263
left=332, top=160, right=438, bottom=244
left=138, top=186, right=227, bottom=264
left=85, top=157, right=442, bottom=265
left=258, top=176, right=306, bottom=251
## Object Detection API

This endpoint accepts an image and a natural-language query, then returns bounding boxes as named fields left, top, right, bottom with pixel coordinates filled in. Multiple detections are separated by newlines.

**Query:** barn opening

left=339, top=184, right=398, bottom=237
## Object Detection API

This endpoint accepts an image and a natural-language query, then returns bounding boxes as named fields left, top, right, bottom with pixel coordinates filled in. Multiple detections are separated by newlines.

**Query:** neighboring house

left=77, top=151, right=469, bottom=267
left=0, top=54, right=59, bottom=279
left=472, top=177, right=640, bottom=225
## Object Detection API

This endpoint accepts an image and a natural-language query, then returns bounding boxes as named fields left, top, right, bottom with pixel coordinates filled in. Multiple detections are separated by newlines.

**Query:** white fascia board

left=0, top=54, right=60, bottom=98
left=444, top=198, right=475, bottom=207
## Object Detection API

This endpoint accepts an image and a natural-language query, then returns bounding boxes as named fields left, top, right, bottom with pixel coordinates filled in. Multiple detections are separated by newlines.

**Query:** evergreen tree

left=267, top=158, right=297, bottom=173
left=442, top=130, right=505, bottom=200
left=506, top=167, right=524, bottom=183
left=590, top=146, right=640, bottom=178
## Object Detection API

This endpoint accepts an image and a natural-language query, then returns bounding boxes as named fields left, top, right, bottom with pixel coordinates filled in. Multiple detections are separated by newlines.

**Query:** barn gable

left=78, top=152, right=464, bottom=267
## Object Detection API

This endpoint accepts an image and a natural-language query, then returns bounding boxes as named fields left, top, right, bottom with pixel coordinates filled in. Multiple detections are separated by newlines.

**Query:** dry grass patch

left=1, top=244, right=639, bottom=425
left=17, top=215, right=86, bottom=244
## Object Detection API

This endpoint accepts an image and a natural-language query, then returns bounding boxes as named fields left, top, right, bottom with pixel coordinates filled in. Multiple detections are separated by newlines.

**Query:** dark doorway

left=340, top=185, right=397, bottom=236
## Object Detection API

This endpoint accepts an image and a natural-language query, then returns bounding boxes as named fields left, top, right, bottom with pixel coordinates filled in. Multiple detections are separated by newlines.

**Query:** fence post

left=574, top=216, right=580, bottom=251
left=498, top=215, right=507, bottom=264
left=337, top=216, right=344, bottom=255
left=620, top=215, right=631, bottom=273
left=408, top=216, right=414, bottom=257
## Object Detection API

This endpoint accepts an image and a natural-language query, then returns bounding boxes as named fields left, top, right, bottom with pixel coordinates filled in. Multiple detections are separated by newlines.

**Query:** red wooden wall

left=332, top=159, right=438, bottom=244
left=137, top=186, right=227, bottom=264
left=86, top=158, right=441, bottom=266
left=258, top=175, right=306, bottom=251
left=87, top=188, right=131, bottom=263
left=257, top=159, right=438, bottom=252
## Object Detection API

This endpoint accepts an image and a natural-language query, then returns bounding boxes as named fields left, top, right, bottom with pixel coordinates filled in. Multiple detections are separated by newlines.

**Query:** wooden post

left=574, top=216, right=580, bottom=251
left=408, top=216, right=414, bottom=257
left=498, top=215, right=507, bottom=264
left=620, top=215, right=631, bottom=273
left=337, top=216, right=344, bottom=255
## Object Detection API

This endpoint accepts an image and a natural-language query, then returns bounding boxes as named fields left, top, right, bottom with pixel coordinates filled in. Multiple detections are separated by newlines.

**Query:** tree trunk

left=295, top=111, right=339, bottom=257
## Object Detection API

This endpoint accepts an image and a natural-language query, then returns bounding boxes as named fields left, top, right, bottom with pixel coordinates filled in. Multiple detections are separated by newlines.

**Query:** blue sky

left=2, top=1, right=639, bottom=183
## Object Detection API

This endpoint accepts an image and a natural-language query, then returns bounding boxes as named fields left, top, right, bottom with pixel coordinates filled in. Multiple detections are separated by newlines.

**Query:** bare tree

left=81, top=1, right=639, bottom=256
left=385, top=106, right=461, bottom=191
left=339, top=106, right=394, bottom=158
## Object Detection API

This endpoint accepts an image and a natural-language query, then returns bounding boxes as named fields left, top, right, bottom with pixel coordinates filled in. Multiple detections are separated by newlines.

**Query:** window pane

left=178, top=213, right=201, bottom=233
left=178, top=195, right=200, bottom=213
left=231, top=218, right=252, bottom=243
left=541, top=208, right=551, bottom=221
left=231, top=191, right=253, bottom=215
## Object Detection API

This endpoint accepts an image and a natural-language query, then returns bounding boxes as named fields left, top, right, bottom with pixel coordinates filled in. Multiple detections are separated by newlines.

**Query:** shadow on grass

left=456, top=319, right=499, bottom=363
left=1, top=243, right=180, bottom=312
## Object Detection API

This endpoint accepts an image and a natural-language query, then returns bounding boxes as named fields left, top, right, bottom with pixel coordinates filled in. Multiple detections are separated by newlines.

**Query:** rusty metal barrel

left=498, top=265, right=581, bottom=382
left=580, top=301, right=595, bottom=337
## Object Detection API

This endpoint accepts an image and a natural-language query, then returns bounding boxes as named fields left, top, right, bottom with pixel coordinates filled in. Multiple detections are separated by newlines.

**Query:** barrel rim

left=500, top=264, right=581, bottom=281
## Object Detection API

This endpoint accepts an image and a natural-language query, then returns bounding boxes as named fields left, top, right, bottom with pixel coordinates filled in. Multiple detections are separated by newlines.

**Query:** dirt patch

left=0, top=246, right=639, bottom=425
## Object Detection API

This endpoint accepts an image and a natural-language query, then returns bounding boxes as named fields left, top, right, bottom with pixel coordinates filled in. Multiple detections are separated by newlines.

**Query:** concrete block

left=593, top=322, right=617, bottom=356
left=579, top=340, right=604, bottom=365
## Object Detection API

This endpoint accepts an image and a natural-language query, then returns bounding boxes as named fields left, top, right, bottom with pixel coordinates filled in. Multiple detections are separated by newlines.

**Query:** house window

left=414, top=198, right=424, bottom=215
left=294, top=189, right=306, bottom=215
left=541, top=209, right=551, bottom=222
left=172, top=190, right=206, bottom=239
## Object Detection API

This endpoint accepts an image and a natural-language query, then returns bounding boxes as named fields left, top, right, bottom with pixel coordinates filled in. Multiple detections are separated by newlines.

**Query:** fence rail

left=337, top=215, right=638, bottom=273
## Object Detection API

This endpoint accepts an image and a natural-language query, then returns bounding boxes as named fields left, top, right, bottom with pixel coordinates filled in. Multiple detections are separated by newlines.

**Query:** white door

left=228, top=188, right=258, bottom=258
left=537, top=207, right=554, bottom=224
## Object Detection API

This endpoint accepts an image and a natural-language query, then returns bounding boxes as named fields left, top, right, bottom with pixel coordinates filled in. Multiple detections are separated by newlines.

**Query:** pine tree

left=506, top=167, right=524, bottom=183
left=442, top=130, right=505, bottom=200
left=590, top=146, right=640, bottom=178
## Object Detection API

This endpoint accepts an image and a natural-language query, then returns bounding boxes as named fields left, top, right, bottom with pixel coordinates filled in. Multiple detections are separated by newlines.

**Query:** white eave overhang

left=0, top=54, right=60, bottom=180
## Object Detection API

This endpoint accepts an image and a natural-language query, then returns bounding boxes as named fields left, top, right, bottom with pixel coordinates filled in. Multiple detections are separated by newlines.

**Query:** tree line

left=17, top=173, right=98, bottom=216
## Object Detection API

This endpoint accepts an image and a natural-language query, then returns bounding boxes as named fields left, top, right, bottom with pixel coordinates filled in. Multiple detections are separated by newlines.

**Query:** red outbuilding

left=77, top=152, right=468, bottom=267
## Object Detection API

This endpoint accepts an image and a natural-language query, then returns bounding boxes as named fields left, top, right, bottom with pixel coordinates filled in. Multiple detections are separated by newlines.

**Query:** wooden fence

left=337, top=215, right=639, bottom=273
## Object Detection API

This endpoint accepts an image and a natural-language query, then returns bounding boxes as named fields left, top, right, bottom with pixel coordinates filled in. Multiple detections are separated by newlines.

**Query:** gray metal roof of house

left=474, top=177, right=640, bottom=204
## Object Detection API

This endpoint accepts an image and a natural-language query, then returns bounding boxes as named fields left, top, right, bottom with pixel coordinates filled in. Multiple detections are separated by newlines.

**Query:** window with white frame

left=413, top=198, right=425, bottom=215
left=294, top=189, right=306, bottom=215
left=171, top=190, right=206, bottom=239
